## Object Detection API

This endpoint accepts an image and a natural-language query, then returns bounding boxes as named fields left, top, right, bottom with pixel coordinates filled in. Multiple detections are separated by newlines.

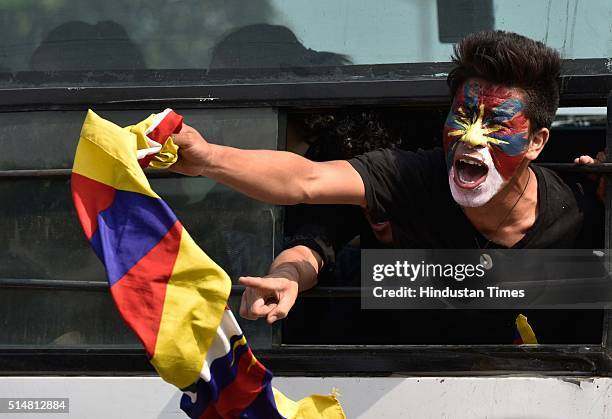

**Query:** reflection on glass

left=0, top=108, right=280, bottom=171
left=0, top=288, right=138, bottom=346
left=209, top=24, right=350, bottom=69
left=30, top=21, right=145, bottom=71
left=0, top=178, right=275, bottom=281
left=436, top=0, right=494, bottom=42
left=0, top=0, right=608, bottom=80
left=0, top=177, right=277, bottom=349
left=0, top=289, right=273, bottom=348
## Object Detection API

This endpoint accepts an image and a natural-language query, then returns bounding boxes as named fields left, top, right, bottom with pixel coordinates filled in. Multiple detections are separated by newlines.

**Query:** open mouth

left=370, top=221, right=390, bottom=233
left=453, top=156, right=488, bottom=189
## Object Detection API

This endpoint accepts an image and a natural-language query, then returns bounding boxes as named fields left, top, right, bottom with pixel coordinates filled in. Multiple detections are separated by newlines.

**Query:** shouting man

left=170, top=31, right=601, bottom=322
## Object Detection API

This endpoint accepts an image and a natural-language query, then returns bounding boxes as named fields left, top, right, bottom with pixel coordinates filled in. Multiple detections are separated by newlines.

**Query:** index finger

left=239, top=276, right=277, bottom=291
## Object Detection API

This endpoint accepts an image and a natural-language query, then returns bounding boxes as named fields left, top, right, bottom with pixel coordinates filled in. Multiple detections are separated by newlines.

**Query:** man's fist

left=169, top=124, right=212, bottom=176
left=574, top=151, right=606, bottom=166
left=238, top=275, right=299, bottom=324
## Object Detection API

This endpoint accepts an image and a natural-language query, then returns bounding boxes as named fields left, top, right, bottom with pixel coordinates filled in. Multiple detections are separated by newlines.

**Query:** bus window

left=0, top=0, right=609, bottom=86
left=281, top=106, right=606, bottom=345
left=0, top=108, right=281, bottom=350
left=0, top=0, right=609, bottom=379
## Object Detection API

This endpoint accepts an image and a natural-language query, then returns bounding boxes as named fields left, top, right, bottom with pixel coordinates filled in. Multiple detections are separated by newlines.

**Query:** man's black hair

left=447, top=30, right=561, bottom=133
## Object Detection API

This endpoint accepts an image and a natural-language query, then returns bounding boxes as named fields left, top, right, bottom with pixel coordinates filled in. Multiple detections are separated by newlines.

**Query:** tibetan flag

left=513, top=314, right=538, bottom=345
left=71, top=109, right=345, bottom=419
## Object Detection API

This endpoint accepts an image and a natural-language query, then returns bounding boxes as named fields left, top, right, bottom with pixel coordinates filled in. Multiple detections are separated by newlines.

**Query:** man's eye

left=454, top=106, right=468, bottom=116
left=455, top=108, right=472, bottom=119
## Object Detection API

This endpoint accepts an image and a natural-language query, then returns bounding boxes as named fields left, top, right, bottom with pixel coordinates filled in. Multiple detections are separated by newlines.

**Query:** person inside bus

left=169, top=31, right=604, bottom=334
left=237, top=110, right=603, bottom=344
left=238, top=108, right=442, bottom=325
left=284, top=111, right=402, bottom=274
left=30, top=20, right=145, bottom=71
left=235, top=111, right=400, bottom=323
left=164, top=24, right=353, bottom=282
left=208, top=23, right=350, bottom=69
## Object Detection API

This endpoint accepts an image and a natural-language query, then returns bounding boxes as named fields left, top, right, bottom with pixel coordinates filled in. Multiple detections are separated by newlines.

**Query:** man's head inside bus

left=443, top=31, right=561, bottom=207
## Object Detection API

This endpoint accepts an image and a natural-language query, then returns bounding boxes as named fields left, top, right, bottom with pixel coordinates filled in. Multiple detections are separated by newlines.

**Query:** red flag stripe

left=147, top=110, right=184, bottom=143
left=138, top=110, right=183, bottom=168
left=200, top=347, right=268, bottom=418
left=110, top=220, right=183, bottom=357
left=71, top=173, right=117, bottom=240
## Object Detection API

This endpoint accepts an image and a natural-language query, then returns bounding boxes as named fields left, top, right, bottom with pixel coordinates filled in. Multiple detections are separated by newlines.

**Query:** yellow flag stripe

left=72, top=109, right=157, bottom=197
left=151, top=229, right=231, bottom=388
left=516, top=314, right=538, bottom=344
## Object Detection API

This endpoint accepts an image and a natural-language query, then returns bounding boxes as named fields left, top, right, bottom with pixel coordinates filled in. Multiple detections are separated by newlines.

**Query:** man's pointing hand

left=239, top=275, right=299, bottom=324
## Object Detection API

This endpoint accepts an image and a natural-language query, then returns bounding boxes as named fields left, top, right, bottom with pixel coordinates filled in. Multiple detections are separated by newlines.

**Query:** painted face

left=443, top=80, right=530, bottom=207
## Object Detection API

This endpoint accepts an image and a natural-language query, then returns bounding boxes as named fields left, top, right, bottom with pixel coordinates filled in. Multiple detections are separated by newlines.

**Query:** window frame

left=0, top=59, right=609, bottom=110
left=0, top=58, right=611, bottom=377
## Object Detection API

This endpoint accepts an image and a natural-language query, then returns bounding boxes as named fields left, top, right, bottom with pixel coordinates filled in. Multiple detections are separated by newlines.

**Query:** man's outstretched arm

left=170, top=124, right=366, bottom=206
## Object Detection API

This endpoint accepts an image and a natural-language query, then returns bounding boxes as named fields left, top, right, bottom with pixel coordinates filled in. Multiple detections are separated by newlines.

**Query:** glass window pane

left=0, top=107, right=281, bottom=350
left=0, top=108, right=279, bottom=170
left=0, top=178, right=277, bottom=281
left=0, top=290, right=274, bottom=349
left=0, top=0, right=609, bottom=87
left=0, top=107, right=280, bottom=280
left=0, top=288, right=138, bottom=347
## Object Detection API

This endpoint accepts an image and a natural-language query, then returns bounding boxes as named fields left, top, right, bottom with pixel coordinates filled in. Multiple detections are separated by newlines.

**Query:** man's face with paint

left=443, top=79, right=531, bottom=207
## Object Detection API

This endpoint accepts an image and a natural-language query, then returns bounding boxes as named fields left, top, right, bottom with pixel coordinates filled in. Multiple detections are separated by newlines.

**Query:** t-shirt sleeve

left=283, top=203, right=364, bottom=271
left=348, top=147, right=445, bottom=223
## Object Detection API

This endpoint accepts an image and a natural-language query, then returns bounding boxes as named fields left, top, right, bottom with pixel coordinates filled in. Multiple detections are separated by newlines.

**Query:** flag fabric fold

left=71, top=109, right=345, bottom=419
left=513, top=314, right=538, bottom=345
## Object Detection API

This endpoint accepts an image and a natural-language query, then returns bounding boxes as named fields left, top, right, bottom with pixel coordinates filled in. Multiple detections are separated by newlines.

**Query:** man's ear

left=524, top=128, right=549, bottom=161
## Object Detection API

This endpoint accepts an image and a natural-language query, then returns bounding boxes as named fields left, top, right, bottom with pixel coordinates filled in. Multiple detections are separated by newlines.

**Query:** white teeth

left=458, top=158, right=484, bottom=166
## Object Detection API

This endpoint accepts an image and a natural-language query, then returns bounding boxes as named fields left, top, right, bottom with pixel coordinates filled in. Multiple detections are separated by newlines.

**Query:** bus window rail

left=0, top=278, right=361, bottom=298
left=0, top=343, right=609, bottom=377
left=2, top=163, right=612, bottom=180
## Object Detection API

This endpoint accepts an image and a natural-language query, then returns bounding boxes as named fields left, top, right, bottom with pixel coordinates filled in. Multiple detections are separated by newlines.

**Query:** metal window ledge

left=0, top=345, right=608, bottom=377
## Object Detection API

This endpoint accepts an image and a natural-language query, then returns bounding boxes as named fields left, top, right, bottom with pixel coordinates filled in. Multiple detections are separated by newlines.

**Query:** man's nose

left=465, top=142, right=486, bottom=150
left=459, top=140, right=486, bottom=153
left=461, top=122, right=489, bottom=149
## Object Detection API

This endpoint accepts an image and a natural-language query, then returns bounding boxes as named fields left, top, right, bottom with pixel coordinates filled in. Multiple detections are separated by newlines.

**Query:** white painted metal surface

left=0, top=376, right=610, bottom=418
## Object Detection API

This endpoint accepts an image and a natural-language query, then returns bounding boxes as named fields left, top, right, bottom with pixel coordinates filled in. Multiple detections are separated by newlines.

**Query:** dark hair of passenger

left=302, top=111, right=400, bottom=161
left=447, top=30, right=561, bottom=133
left=30, top=21, right=145, bottom=71
left=209, top=24, right=351, bottom=69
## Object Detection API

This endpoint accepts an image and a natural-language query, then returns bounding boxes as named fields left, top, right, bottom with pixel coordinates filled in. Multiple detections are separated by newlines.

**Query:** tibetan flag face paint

left=443, top=80, right=531, bottom=207
left=71, top=110, right=345, bottom=419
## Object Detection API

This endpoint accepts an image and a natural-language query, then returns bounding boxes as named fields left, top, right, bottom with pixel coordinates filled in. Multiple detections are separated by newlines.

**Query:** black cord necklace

left=476, top=168, right=532, bottom=270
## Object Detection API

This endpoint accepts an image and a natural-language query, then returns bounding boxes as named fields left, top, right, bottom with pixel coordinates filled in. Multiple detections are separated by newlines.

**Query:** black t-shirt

left=284, top=203, right=386, bottom=274
left=282, top=147, right=604, bottom=345
left=349, top=147, right=601, bottom=249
